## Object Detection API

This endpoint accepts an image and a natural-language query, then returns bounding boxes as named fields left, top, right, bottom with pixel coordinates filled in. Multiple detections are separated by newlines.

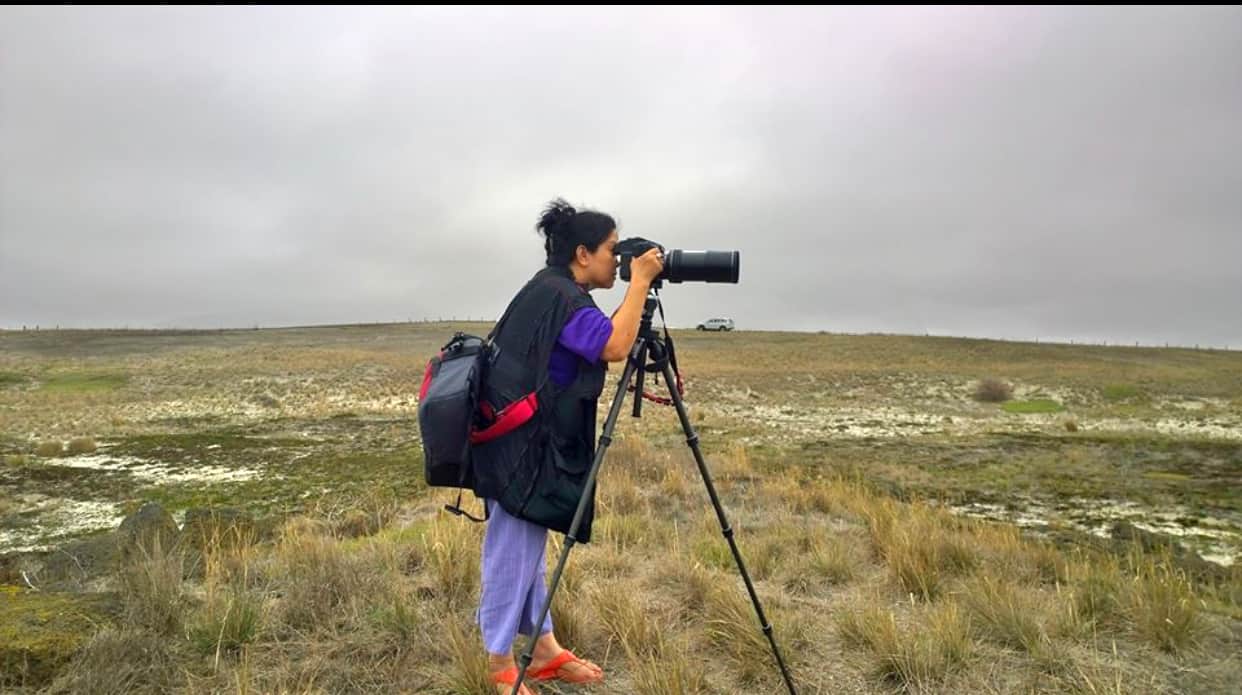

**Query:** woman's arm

left=600, top=248, right=664, bottom=362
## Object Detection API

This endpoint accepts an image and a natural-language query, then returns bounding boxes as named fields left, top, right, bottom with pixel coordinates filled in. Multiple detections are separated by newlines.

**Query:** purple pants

left=476, top=498, right=555, bottom=654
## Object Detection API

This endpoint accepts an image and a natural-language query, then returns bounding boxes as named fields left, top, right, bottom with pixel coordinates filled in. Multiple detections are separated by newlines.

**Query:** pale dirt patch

left=947, top=496, right=1240, bottom=567
left=37, top=452, right=262, bottom=484
left=0, top=498, right=124, bottom=554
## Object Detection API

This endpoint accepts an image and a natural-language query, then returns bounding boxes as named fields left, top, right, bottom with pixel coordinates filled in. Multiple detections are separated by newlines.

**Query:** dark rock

left=35, top=532, right=121, bottom=590
left=116, top=502, right=179, bottom=562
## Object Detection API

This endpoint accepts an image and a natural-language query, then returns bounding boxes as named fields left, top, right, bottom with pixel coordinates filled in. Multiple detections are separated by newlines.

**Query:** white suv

left=696, top=318, right=735, bottom=332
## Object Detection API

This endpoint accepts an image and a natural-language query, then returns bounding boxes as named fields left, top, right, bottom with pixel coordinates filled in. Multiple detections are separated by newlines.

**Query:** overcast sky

left=2, top=6, right=1239, bottom=347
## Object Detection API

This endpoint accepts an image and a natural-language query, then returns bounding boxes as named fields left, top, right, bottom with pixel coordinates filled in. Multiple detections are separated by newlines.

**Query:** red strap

left=470, top=392, right=538, bottom=444
left=418, top=357, right=436, bottom=401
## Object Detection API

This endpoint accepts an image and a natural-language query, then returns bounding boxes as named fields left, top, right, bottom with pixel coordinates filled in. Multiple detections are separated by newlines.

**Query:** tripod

left=510, top=291, right=798, bottom=695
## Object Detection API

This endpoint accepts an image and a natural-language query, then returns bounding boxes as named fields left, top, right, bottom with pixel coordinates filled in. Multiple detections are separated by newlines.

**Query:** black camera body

left=615, top=237, right=740, bottom=285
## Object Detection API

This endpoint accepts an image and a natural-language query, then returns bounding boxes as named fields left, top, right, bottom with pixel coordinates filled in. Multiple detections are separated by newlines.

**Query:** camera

left=615, top=237, right=740, bottom=284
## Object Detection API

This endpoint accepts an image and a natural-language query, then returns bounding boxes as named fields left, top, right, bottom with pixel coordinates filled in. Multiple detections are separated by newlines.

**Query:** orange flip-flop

left=525, top=650, right=605, bottom=684
left=490, top=666, right=539, bottom=695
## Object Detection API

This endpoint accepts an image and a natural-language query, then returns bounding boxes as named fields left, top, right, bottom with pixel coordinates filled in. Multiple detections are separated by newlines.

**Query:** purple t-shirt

left=549, top=306, right=613, bottom=386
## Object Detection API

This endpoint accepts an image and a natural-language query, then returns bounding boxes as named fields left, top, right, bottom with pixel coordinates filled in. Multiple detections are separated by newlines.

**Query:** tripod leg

left=654, top=356, right=800, bottom=695
left=509, top=339, right=644, bottom=695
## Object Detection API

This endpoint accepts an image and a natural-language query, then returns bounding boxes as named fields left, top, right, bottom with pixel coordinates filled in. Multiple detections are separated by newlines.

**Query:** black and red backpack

left=416, top=331, right=538, bottom=519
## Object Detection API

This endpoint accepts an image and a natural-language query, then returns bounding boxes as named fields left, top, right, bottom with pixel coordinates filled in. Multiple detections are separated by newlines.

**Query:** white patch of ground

left=115, top=390, right=418, bottom=424
left=948, top=496, right=1239, bottom=567
left=39, top=453, right=262, bottom=483
left=708, top=398, right=1242, bottom=443
left=1080, top=417, right=1242, bottom=440
left=0, top=498, right=124, bottom=554
left=1157, top=397, right=1231, bottom=411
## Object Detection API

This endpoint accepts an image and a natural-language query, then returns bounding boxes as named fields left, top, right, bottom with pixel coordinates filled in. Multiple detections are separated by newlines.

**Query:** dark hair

left=535, top=198, right=616, bottom=267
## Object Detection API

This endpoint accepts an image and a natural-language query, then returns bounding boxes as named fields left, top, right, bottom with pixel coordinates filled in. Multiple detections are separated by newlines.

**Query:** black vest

left=471, top=265, right=609, bottom=542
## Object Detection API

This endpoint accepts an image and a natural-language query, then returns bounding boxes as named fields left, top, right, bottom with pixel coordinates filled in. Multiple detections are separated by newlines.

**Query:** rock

left=116, top=502, right=179, bottom=562
left=33, top=532, right=122, bottom=590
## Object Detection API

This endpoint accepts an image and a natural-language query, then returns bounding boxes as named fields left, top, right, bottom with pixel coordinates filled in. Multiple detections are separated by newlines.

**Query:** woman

left=475, top=198, right=663, bottom=694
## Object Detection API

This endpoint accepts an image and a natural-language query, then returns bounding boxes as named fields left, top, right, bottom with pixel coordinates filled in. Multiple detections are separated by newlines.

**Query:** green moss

left=0, top=372, right=30, bottom=388
left=1102, top=384, right=1146, bottom=402
left=1002, top=399, right=1065, bottom=414
left=40, top=372, right=128, bottom=393
left=113, top=431, right=312, bottom=457
left=0, top=588, right=120, bottom=688
left=119, top=447, right=427, bottom=520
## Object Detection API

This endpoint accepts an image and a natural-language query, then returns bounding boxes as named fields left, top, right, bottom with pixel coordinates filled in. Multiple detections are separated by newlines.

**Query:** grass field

left=1, top=323, right=1239, bottom=693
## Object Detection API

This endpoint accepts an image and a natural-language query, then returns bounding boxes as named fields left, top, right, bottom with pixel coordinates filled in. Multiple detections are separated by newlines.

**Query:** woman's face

left=573, top=229, right=619, bottom=291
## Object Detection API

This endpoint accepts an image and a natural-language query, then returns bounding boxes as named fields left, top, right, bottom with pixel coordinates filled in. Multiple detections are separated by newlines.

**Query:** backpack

left=416, top=331, right=538, bottom=520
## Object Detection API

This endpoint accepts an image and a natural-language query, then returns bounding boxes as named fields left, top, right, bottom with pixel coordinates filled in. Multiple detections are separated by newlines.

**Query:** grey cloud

left=1, top=6, right=1238, bottom=347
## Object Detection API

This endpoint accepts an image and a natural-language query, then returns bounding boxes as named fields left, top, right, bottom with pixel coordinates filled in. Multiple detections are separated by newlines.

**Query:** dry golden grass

left=44, top=628, right=177, bottom=695
left=270, top=517, right=369, bottom=630
left=958, top=573, right=1052, bottom=654
left=65, top=436, right=96, bottom=455
left=412, top=514, right=483, bottom=608
left=781, top=532, right=861, bottom=595
left=704, top=581, right=806, bottom=686
left=1125, top=553, right=1205, bottom=654
left=626, top=631, right=709, bottom=695
left=118, top=535, right=186, bottom=636
left=837, top=594, right=973, bottom=688
left=867, top=500, right=978, bottom=600
left=35, top=440, right=63, bottom=457
left=188, top=528, right=264, bottom=660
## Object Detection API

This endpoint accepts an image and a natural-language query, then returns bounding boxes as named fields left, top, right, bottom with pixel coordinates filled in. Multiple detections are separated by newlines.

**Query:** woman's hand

left=629, top=248, right=664, bottom=285
left=600, top=248, right=665, bottom=362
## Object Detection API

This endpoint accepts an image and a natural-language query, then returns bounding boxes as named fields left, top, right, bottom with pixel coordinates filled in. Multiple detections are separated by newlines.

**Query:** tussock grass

left=419, top=614, right=491, bottom=695
left=626, top=631, right=708, bottom=695
left=1065, top=554, right=1127, bottom=631
left=704, top=583, right=804, bottom=686
left=65, top=437, right=97, bottom=455
left=188, top=529, right=263, bottom=658
left=837, top=595, right=973, bottom=687
left=959, top=574, right=1050, bottom=654
left=594, top=580, right=661, bottom=656
left=414, top=514, right=483, bottom=607
left=975, top=378, right=1013, bottom=402
left=1125, top=553, right=1204, bottom=654
left=659, top=459, right=693, bottom=502
left=596, top=512, right=651, bottom=552
left=270, top=517, right=365, bottom=629
left=600, top=463, right=646, bottom=515
left=867, top=501, right=977, bottom=600
left=118, top=535, right=186, bottom=636
left=714, top=441, right=757, bottom=482
left=35, top=440, right=64, bottom=457
left=653, top=559, right=717, bottom=619
left=44, top=628, right=176, bottom=695
left=787, top=533, right=859, bottom=592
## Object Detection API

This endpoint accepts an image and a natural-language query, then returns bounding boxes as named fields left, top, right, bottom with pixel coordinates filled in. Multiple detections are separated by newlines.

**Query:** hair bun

left=538, top=197, right=577, bottom=237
